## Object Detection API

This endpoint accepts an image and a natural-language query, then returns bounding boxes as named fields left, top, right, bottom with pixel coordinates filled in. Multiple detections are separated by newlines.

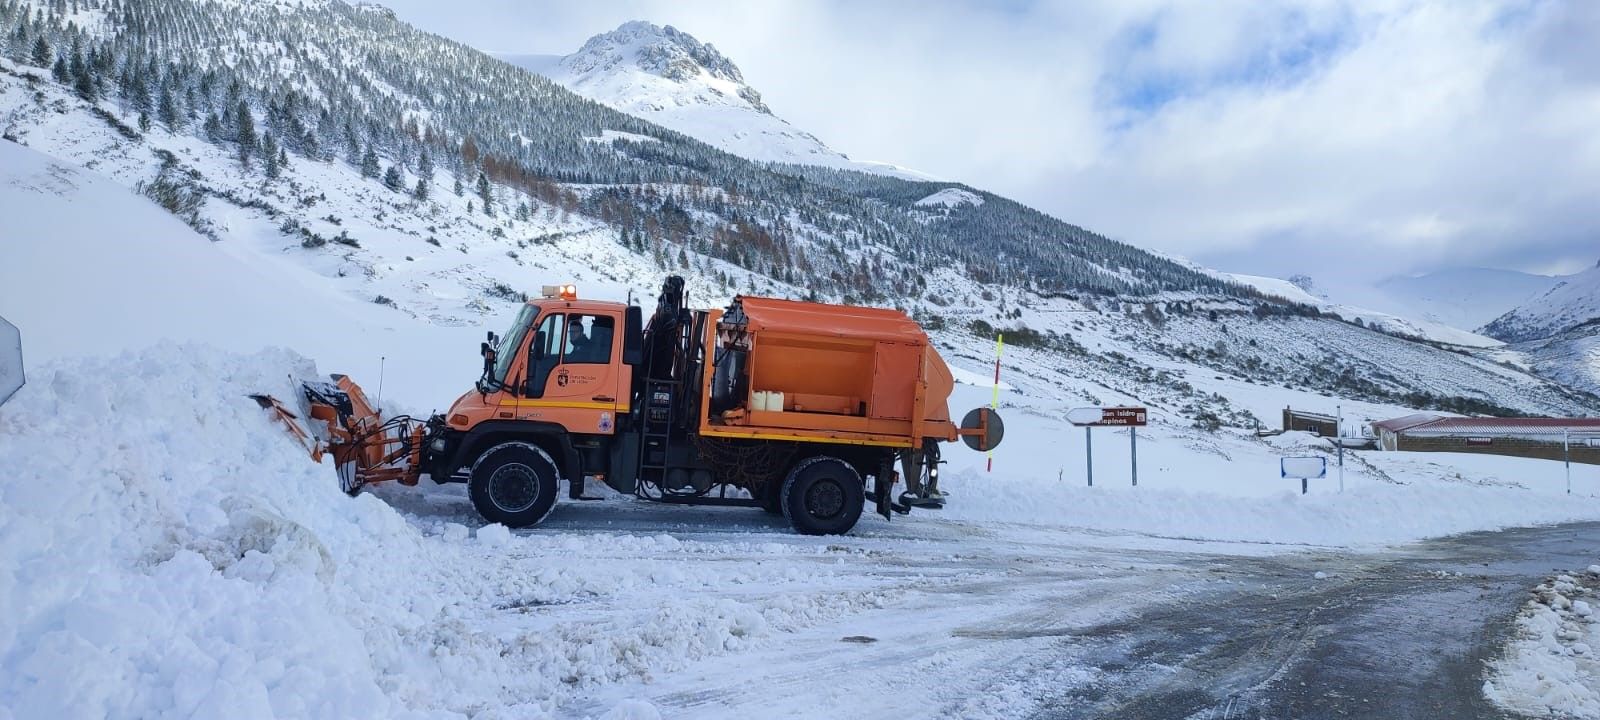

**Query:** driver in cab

left=565, top=317, right=610, bottom=364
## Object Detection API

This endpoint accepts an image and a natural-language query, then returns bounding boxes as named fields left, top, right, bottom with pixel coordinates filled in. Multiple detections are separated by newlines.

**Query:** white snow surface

left=1484, top=567, right=1600, bottom=719
left=913, top=188, right=984, bottom=209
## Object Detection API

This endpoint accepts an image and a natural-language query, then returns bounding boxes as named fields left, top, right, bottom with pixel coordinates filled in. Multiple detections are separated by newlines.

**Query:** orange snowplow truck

left=258, top=276, right=1003, bottom=535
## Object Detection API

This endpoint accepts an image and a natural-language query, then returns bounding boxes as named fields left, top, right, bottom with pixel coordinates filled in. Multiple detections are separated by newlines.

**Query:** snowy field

left=5, top=76, right=1600, bottom=718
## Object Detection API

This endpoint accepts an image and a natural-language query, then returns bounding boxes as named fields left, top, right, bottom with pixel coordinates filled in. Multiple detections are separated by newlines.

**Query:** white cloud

left=382, top=0, right=1600, bottom=283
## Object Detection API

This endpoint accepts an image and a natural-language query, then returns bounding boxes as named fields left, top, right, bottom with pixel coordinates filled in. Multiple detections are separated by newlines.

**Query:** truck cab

left=428, top=286, right=643, bottom=489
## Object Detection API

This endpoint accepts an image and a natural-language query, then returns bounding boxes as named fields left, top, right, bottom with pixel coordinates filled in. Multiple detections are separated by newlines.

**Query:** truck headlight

left=430, top=438, right=447, bottom=453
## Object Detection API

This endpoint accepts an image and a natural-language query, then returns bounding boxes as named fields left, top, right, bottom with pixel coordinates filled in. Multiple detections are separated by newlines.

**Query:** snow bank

left=0, top=344, right=443, bottom=719
left=1484, top=567, right=1600, bottom=718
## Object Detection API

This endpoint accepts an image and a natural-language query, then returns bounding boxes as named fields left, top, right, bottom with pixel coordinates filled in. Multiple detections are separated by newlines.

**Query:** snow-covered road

left=381, top=482, right=1599, bottom=719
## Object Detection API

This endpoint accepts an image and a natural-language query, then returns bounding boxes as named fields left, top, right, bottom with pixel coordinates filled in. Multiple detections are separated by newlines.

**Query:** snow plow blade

left=252, top=374, right=425, bottom=495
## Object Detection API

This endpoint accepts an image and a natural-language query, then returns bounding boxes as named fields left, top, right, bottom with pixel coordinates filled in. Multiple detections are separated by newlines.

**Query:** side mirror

left=487, top=330, right=498, bottom=345
left=623, top=306, right=643, bottom=366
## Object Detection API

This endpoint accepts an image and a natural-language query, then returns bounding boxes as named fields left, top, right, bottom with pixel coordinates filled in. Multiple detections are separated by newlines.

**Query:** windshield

left=492, top=304, right=538, bottom=383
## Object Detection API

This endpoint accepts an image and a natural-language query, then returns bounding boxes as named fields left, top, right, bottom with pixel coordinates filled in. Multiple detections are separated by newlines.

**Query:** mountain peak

left=505, top=22, right=934, bottom=178
left=560, top=20, right=770, bottom=114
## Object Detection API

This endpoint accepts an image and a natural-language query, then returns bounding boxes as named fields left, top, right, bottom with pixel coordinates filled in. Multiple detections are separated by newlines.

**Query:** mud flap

left=337, top=460, right=362, bottom=496
left=875, top=471, right=893, bottom=520
left=875, top=458, right=909, bottom=519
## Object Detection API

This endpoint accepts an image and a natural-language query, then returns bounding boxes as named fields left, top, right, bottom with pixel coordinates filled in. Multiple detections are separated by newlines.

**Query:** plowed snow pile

left=1484, top=567, right=1600, bottom=719
left=0, top=345, right=458, bottom=718
left=0, top=344, right=853, bottom=719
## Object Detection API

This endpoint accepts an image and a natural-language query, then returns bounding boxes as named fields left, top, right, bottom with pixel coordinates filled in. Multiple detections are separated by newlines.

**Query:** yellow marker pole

left=988, top=333, right=1003, bottom=472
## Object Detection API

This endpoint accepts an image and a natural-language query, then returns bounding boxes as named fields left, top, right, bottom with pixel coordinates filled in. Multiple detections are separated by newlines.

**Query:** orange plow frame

left=253, top=375, right=425, bottom=494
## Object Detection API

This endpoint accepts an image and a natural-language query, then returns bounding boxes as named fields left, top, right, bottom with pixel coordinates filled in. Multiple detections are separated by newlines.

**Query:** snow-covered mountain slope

left=1513, top=322, right=1600, bottom=396
left=1222, top=273, right=1502, bottom=348
left=500, top=21, right=932, bottom=180
left=1375, top=267, right=1560, bottom=331
left=1483, top=261, right=1600, bottom=343
left=2, top=0, right=1594, bottom=421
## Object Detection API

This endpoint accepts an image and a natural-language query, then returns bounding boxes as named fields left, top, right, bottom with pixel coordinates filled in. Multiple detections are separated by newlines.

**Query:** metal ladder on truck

left=637, top=307, right=714, bottom=501
left=638, top=378, right=676, bottom=493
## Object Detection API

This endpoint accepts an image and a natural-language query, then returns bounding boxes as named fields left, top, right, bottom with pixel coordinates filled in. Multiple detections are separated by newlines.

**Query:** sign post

left=1085, top=427, right=1093, bottom=486
left=1566, top=429, right=1571, bottom=495
left=0, top=314, right=21, bottom=409
left=1069, top=407, right=1148, bottom=487
left=1336, top=405, right=1345, bottom=493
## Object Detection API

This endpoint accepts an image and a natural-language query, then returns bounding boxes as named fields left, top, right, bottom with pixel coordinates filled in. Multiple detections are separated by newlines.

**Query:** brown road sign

left=1087, top=407, right=1147, bottom=427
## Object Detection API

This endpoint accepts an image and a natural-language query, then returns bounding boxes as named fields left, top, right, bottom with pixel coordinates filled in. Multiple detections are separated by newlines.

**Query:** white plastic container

left=752, top=391, right=771, bottom=411
left=768, top=391, right=784, bottom=413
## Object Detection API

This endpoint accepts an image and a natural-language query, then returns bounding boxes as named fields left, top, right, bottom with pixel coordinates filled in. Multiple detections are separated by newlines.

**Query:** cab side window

left=563, top=314, right=614, bottom=364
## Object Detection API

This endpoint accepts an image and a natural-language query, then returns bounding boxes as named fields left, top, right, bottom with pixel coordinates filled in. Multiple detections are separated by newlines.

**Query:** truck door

left=527, top=311, right=625, bottom=434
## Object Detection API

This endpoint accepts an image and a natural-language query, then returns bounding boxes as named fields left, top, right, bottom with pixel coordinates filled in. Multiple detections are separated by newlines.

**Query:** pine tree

left=235, top=100, right=257, bottom=166
left=476, top=171, right=492, bottom=216
left=412, top=177, right=429, bottom=201
left=452, top=175, right=463, bottom=197
left=203, top=112, right=223, bottom=143
left=262, top=132, right=280, bottom=178
left=69, top=50, right=93, bottom=101
left=360, top=146, right=379, bottom=179
left=157, top=85, right=180, bottom=130
left=138, top=111, right=151, bottom=132
left=29, top=35, right=49, bottom=67
left=416, top=150, right=432, bottom=181
left=383, top=165, right=403, bottom=192
left=51, top=55, right=68, bottom=83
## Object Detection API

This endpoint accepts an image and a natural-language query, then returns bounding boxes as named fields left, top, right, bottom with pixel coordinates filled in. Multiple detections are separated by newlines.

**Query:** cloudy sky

left=380, top=0, right=1600, bottom=287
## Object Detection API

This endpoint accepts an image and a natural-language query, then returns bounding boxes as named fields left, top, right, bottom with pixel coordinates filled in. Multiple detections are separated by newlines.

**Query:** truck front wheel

left=780, top=456, right=864, bottom=535
left=468, top=442, right=560, bottom=528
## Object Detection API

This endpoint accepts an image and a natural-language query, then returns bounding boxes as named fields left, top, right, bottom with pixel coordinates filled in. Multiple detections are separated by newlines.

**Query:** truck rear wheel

left=780, top=456, right=864, bottom=535
left=468, top=442, right=560, bottom=528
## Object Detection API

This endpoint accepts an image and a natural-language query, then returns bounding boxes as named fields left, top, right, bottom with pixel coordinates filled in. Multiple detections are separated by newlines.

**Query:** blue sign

left=1281, top=456, right=1327, bottom=479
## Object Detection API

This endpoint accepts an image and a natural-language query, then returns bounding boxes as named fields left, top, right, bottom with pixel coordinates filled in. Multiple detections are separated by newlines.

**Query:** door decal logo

left=556, top=369, right=570, bottom=387
left=598, top=412, right=613, bottom=432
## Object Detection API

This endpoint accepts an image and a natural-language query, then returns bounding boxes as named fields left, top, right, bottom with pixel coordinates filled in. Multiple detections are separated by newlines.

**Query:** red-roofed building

left=1371, top=413, right=1445, bottom=450
left=1371, top=414, right=1600, bottom=463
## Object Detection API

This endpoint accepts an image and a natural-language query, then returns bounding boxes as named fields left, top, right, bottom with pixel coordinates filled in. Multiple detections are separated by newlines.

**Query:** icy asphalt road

left=379, top=485, right=1597, bottom=719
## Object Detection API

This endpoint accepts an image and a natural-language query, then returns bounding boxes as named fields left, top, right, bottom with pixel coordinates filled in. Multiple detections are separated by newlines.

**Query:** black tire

left=780, top=456, right=864, bottom=535
left=468, top=442, right=560, bottom=528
